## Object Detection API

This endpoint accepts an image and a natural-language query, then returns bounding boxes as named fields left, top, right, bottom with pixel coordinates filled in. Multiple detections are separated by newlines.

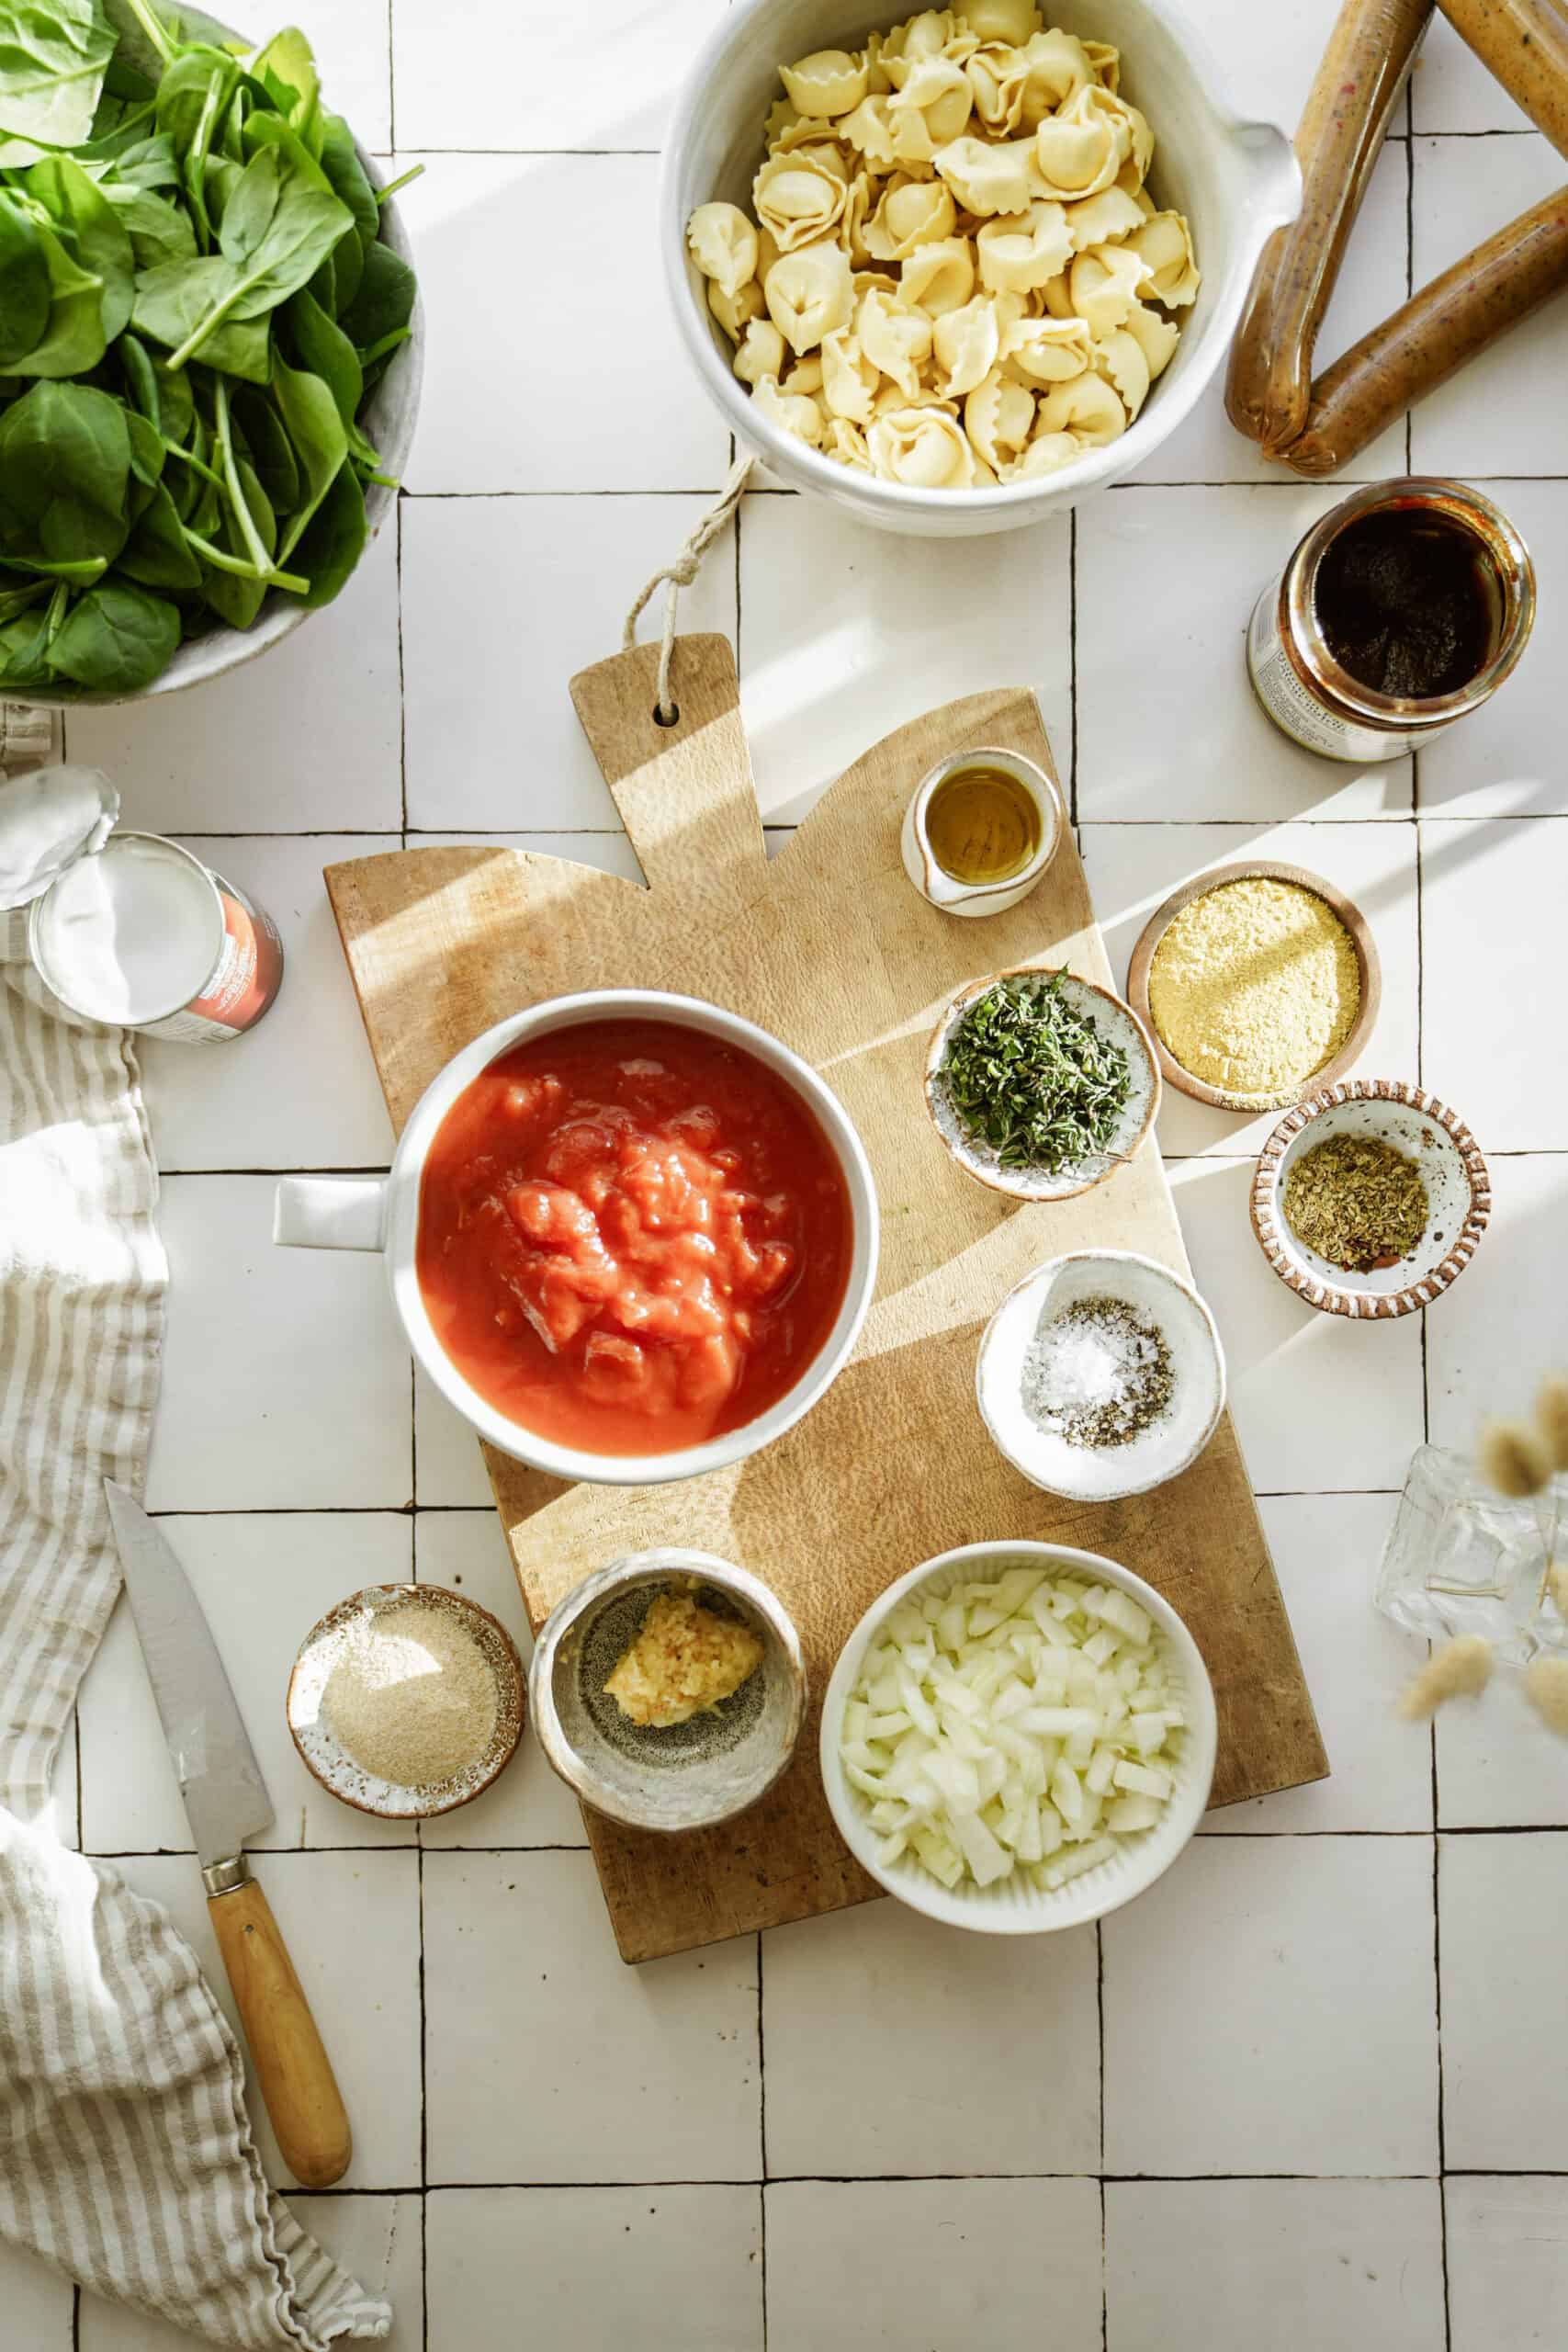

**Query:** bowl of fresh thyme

left=924, top=967, right=1161, bottom=1203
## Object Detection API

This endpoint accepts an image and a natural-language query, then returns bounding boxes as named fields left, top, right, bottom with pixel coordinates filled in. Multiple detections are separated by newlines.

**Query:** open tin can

left=1247, top=479, right=1535, bottom=763
left=0, top=765, right=283, bottom=1040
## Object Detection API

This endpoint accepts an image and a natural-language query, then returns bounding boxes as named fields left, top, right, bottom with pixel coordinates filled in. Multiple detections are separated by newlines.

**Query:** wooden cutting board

left=326, top=635, right=1326, bottom=1962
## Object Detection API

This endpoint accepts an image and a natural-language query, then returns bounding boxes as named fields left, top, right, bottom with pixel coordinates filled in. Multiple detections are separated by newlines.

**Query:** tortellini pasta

left=686, top=202, right=759, bottom=299
left=763, top=241, right=853, bottom=355
left=684, top=9, right=1200, bottom=488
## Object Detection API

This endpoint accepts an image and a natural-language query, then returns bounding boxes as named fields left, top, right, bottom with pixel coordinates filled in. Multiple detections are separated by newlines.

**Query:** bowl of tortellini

left=664, top=1, right=1301, bottom=535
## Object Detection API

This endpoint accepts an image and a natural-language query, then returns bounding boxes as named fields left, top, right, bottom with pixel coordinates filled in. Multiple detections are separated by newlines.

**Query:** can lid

left=0, top=765, right=119, bottom=911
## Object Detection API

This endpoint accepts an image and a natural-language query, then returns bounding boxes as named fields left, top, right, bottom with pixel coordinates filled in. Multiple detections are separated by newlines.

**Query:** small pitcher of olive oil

left=901, top=748, right=1065, bottom=919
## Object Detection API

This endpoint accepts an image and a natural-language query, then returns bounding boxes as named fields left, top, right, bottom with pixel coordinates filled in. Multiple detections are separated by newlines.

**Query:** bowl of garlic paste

left=663, top=1, right=1299, bottom=535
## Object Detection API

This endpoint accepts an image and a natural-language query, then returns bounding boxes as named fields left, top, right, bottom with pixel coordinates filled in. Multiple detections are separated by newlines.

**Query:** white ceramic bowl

left=21, top=0, right=423, bottom=705
left=273, top=989, right=880, bottom=1486
left=924, top=966, right=1160, bottom=1201
left=528, top=1549, right=807, bottom=1832
left=1250, top=1078, right=1492, bottom=1320
left=976, top=1248, right=1225, bottom=1500
left=820, top=1539, right=1217, bottom=1931
left=662, top=0, right=1301, bottom=537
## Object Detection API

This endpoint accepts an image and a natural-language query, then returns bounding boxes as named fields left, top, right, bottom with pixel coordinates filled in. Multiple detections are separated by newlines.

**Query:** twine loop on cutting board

left=623, top=453, right=753, bottom=723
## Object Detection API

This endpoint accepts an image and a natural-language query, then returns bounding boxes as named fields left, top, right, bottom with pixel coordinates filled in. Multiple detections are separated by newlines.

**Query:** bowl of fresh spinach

left=0, top=0, right=422, bottom=701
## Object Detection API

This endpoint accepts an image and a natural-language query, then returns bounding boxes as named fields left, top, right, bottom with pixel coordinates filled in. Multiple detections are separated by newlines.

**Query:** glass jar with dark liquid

left=1247, top=480, right=1535, bottom=763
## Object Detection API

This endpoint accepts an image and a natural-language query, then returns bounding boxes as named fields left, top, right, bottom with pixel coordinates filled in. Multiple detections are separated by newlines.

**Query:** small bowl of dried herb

left=976, top=1250, right=1227, bottom=1503
left=924, top=967, right=1160, bottom=1203
left=1251, top=1079, right=1491, bottom=1319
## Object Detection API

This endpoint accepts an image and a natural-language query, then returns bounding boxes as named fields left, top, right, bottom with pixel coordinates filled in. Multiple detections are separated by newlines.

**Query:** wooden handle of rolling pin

left=1280, top=182, right=1568, bottom=474
left=1225, top=0, right=1434, bottom=455
left=208, top=1875, right=352, bottom=2188
left=1438, top=0, right=1568, bottom=158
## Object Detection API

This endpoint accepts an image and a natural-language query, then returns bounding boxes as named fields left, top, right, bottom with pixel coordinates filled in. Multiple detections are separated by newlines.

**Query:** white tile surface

left=121, top=1851, right=422, bottom=2189
left=140, top=835, right=399, bottom=1171
left=1410, top=136, right=1568, bottom=478
left=42, top=7, right=1568, bottom=2346
left=1427, top=1154, right=1568, bottom=1448
left=1204, top=1493, right=1433, bottom=1833
left=761, top=1899, right=1100, bottom=2178
left=422, top=1851, right=760, bottom=2183
left=1169, top=1157, right=1427, bottom=1492
left=425, top=2185, right=761, bottom=2352
left=1439, top=1831, right=1568, bottom=2170
left=1082, top=818, right=1421, bottom=1158
left=1420, top=821, right=1568, bottom=1149
left=66, top=522, right=402, bottom=835
left=396, top=155, right=728, bottom=493
left=1105, top=2179, right=1447, bottom=2352
left=1445, top=2177, right=1568, bottom=2352
left=1132, top=136, right=1412, bottom=487
left=413, top=1511, right=587, bottom=1849
left=1411, top=16, right=1538, bottom=135
left=78, top=1513, right=415, bottom=1853
left=739, top=497, right=1072, bottom=825
left=1420, top=481, right=1568, bottom=818
left=1077, top=488, right=1415, bottom=820
left=301, top=0, right=393, bottom=153
left=77, top=2193, right=423, bottom=2350
left=0, top=2243, right=73, bottom=2346
left=400, top=496, right=736, bottom=830
left=1102, top=1836, right=1438, bottom=2175
left=392, top=0, right=727, bottom=151
left=1438, top=1668, right=1568, bottom=1830
left=412, top=1363, right=493, bottom=1506
left=147, top=1177, right=412, bottom=1511
left=766, top=2178, right=1104, bottom=2352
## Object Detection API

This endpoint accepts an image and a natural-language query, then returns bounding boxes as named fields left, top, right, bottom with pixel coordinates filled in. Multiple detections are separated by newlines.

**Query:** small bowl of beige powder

left=288, top=1584, right=525, bottom=1819
left=1126, top=862, right=1382, bottom=1114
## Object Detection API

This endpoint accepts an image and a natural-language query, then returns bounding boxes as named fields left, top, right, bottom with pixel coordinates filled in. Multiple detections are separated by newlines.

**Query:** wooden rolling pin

left=1438, top=0, right=1568, bottom=155
left=1225, top=0, right=1435, bottom=456
left=1280, top=184, right=1568, bottom=474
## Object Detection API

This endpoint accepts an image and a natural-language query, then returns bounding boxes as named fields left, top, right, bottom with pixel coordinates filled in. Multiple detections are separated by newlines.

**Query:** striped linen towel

left=0, top=951, right=391, bottom=2345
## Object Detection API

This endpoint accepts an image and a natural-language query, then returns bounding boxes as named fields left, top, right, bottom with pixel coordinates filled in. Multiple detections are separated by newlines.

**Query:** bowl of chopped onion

left=820, top=1539, right=1215, bottom=1929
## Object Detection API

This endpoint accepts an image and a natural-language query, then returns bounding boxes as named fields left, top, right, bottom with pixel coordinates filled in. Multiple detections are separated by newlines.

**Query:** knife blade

left=103, top=1480, right=351, bottom=2188
left=103, top=1479, right=274, bottom=1868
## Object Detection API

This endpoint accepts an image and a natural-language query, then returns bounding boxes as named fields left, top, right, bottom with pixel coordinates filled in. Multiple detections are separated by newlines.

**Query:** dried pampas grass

left=1397, top=1634, right=1494, bottom=1720
left=1478, top=1419, right=1553, bottom=1500
left=1523, top=1657, right=1568, bottom=1736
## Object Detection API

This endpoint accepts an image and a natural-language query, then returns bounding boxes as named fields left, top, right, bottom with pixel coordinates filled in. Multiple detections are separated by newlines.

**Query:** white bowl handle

left=273, top=1174, right=388, bottom=1252
left=1232, top=120, right=1303, bottom=236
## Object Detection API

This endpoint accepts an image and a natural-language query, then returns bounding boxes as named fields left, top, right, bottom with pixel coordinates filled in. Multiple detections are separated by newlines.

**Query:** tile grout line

left=412, top=1504, right=431, bottom=2352
left=1069, top=504, right=1079, bottom=826
left=1096, top=1916, right=1107, bottom=2351
left=1434, top=1823, right=1454, bottom=2352
left=756, top=1928, right=768, bottom=2347
left=1404, top=94, right=1416, bottom=478
left=73, top=1826, right=1568, bottom=1860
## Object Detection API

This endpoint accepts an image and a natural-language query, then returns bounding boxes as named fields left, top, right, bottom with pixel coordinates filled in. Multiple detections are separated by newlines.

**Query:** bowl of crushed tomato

left=278, top=991, right=879, bottom=1486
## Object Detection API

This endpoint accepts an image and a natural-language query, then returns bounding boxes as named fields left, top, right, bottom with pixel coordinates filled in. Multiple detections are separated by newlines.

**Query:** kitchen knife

left=103, top=1480, right=352, bottom=2188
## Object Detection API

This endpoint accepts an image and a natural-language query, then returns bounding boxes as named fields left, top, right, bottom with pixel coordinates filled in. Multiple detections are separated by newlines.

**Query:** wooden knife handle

left=208, top=1875, right=352, bottom=2188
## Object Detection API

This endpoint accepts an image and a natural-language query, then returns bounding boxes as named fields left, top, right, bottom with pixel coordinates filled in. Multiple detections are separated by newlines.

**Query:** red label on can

left=174, top=876, right=284, bottom=1037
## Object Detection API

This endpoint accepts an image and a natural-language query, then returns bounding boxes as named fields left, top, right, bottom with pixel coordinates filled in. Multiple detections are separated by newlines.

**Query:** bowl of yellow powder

left=288, top=1584, right=525, bottom=1819
left=1127, top=864, right=1381, bottom=1113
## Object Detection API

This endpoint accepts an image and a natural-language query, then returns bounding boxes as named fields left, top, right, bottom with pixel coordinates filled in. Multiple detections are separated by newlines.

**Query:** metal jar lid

left=0, top=765, right=119, bottom=912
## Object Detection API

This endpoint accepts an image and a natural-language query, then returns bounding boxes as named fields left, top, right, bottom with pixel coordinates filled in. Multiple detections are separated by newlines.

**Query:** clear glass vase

left=1376, top=1447, right=1568, bottom=1666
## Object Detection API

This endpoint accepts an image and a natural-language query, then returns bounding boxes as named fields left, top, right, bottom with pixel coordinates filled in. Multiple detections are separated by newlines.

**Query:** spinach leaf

left=0, top=192, right=50, bottom=365
left=119, top=477, right=199, bottom=586
left=48, top=576, right=179, bottom=690
left=269, top=351, right=344, bottom=561
left=159, top=141, right=349, bottom=368
left=317, top=111, right=376, bottom=245
left=6, top=227, right=107, bottom=377
left=26, top=154, right=134, bottom=339
left=287, top=454, right=362, bottom=606
left=0, top=0, right=117, bottom=159
left=93, top=129, right=178, bottom=187
left=253, top=27, right=320, bottom=153
left=233, top=383, right=299, bottom=514
left=338, top=236, right=414, bottom=350
left=105, top=180, right=195, bottom=269
left=124, top=401, right=162, bottom=486
left=0, top=380, right=130, bottom=567
left=118, top=328, right=159, bottom=428
left=131, top=254, right=271, bottom=379
left=152, top=349, right=191, bottom=440
left=286, top=284, right=360, bottom=428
